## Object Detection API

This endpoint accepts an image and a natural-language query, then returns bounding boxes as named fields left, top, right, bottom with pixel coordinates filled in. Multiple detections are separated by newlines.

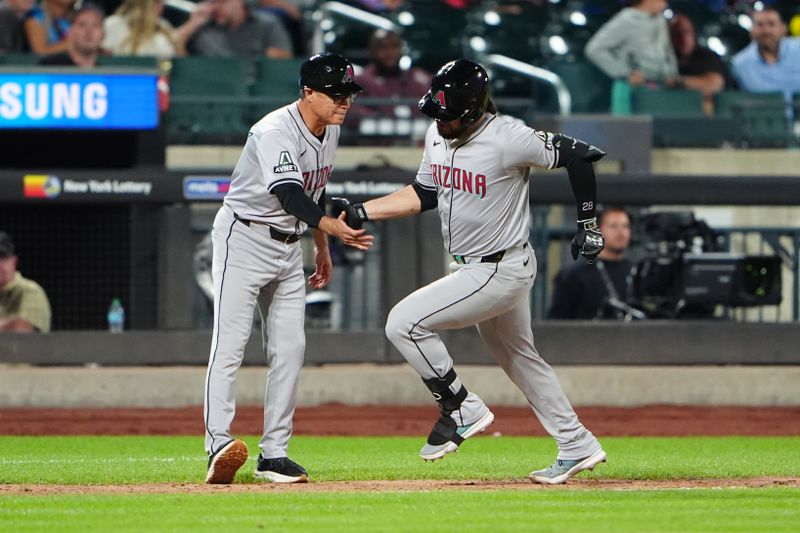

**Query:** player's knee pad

left=423, top=368, right=468, bottom=412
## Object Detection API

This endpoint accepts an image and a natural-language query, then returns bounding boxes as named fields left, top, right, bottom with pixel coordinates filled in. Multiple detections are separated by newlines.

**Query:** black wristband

left=353, top=203, right=369, bottom=222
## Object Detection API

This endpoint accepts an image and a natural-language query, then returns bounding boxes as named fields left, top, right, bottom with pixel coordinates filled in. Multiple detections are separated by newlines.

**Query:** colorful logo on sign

left=183, top=176, right=231, bottom=200
left=23, top=174, right=61, bottom=198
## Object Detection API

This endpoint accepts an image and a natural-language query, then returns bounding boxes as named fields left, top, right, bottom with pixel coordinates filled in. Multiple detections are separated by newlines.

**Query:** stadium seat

left=97, top=56, right=160, bottom=69
left=632, top=88, right=705, bottom=118
left=714, top=91, right=791, bottom=147
left=166, top=57, right=250, bottom=144
left=794, top=93, right=800, bottom=126
left=0, top=52, right=40, bottom=65
left=547, top=59, right=611, bottom=113
left=247, top=58, right=304, bottom=122
left=168, top=56, right=248, bottom=96
left=251, top=58, right=303, bottom=98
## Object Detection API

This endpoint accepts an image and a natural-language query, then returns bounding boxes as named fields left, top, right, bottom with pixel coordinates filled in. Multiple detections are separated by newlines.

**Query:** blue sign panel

left=0, top=73, right=158, bottom=129
left=183, top=176, right=231, bottom=200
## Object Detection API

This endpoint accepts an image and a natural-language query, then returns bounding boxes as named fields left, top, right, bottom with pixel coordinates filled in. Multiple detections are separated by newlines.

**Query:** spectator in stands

left=0, top=232, right=51, bottom=333
left=257, top=0, right=308, bottom=55
left=669, top=13, right=730, bottom=115
left=22, top=0, right=76, bottom=55
left=0, top=0, right=34, bottom=52
left=39, top=2, right=104, bottom=66
left=103, top=0, right=211, bottom=58
left=352, top=30, right=431, bottom=117
left=732, top=7, right=800, bottom=105
left=548, top=207, right=639, bottom=320
left=187, top=0, right=293, bottom=59
left=585, top=0, right=679, bottom=87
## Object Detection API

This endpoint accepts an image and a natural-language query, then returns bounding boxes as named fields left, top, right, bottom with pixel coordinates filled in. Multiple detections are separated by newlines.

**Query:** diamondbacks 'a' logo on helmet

left=342, top=65, right=354, bottom=84
left=433, top=90, right=446, bottom=107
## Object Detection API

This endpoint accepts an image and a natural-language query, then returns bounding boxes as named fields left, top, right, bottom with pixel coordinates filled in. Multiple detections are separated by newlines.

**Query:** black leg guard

left=423, top=368, right=468, bottom=412
left=423, top=369, right=469, bottom=446
left=427, top=415, right=463, bottom=446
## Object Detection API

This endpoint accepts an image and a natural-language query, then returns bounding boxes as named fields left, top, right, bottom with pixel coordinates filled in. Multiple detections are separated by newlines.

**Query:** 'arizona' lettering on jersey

left=415, top=115, right=558, bottom=257
left=302, top=165, right=332, bottom=192
left=430, top=164, right=487, bottom=198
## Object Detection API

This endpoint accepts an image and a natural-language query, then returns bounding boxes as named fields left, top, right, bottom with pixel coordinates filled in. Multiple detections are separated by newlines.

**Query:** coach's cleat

left=419, top=408, right=494, bottom=461
left=206, top=439, right=249, bottom=484
left=254, top=455, right=309, bottom=483
left=529, top=448, right=607, bottom=485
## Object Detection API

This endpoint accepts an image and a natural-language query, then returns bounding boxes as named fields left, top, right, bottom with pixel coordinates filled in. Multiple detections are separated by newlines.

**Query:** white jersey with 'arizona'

left=224, top=103, right=339, bottom=235
left=414, top=114, right=558, bottom=257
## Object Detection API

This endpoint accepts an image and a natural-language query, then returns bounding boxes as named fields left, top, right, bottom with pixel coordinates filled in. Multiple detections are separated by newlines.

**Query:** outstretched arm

left=363, top=184, right=425, bottom=220
left=330, top=184, right=429, bottom=229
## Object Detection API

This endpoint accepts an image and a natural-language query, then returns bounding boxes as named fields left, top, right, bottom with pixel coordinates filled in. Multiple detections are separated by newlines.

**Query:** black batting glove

left=330, top=197, right=368, bottom=230
left=571, top=217, right=604, bottom=264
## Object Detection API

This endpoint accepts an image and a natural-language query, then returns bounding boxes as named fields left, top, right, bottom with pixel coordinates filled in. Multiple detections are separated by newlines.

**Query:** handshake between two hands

left=321, top=197, right=372, bottom=251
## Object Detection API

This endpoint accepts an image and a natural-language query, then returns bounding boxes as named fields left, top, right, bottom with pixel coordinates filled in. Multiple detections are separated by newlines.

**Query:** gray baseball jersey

left=386, top=114, right=602, bottom=461
left=224, top=103, right=338, bottom=233
left=205, top=102, right=339, bottom=460
left=414, top=115, right=557, bottom=257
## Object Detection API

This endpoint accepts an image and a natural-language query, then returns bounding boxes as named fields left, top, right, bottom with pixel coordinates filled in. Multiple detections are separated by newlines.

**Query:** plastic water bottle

left=107, top=298, right=125, bottom=333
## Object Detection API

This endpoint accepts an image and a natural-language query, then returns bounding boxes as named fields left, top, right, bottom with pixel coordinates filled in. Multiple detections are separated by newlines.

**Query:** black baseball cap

left=0, top=232, right=15, bottom=258
left=299, top=53, right=364, bottom=96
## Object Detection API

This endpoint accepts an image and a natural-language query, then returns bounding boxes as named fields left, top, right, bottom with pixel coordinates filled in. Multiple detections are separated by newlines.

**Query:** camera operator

left=548, top=206, right=641, bottom=320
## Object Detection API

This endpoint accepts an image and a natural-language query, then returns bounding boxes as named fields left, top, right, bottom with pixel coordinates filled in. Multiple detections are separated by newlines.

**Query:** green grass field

left=1, top=435, right=799, bottom=532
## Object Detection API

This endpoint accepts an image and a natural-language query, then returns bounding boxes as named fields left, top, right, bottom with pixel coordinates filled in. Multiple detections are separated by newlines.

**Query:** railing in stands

left=483, top=54, right=572, bottom=117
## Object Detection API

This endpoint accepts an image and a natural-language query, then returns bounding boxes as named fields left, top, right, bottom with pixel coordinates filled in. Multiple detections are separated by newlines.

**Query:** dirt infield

left=1, top=405, right=799, bottom=436
left=2, top=477, right=797, bottom=495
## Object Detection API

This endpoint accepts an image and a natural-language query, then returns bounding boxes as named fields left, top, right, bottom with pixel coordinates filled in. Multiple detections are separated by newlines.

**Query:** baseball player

left=332, top=59, right=606, bottom=484
left=204, top=53, right=373, bottom=484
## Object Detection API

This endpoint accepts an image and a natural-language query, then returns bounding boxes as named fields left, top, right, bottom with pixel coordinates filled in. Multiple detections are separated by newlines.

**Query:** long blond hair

left=115, top=0, right=175, bottom=54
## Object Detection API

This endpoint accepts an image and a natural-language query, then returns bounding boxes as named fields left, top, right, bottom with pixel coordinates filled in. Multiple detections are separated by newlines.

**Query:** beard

left=436, top=121, right=469, bottom=139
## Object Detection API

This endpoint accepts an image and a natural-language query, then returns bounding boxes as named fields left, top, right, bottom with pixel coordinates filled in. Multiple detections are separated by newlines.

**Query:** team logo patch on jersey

left=342, top=65, right=354, bottom=84
left=433, top=90, right=446, bottom=108
left=534, top=130, right=554, bottom=151
left=273, top=151, right=299, bottom=174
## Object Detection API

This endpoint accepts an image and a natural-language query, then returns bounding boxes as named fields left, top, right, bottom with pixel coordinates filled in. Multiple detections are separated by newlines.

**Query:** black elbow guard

left=412, top=181, right=438, bottom=212
left=553, top=133, right=606, bottom=167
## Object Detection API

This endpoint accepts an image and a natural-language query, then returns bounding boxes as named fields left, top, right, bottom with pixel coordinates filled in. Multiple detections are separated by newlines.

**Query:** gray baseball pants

left=204, top=205, right=305, bottom=459
left=385, top=243, right=602, bottom=460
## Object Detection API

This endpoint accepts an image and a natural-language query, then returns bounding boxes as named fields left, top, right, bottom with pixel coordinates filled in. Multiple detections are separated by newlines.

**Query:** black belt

left=233, top=213, right=301, bottom=243
left=453, top=243, right=527, bottom=265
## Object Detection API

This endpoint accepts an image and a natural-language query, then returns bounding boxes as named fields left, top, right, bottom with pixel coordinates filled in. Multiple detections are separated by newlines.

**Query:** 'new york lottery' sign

left=0, top=72, right=158, bottom=129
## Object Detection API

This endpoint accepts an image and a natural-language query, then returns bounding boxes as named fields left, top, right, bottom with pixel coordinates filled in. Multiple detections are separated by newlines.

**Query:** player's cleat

left=254, top=455, right=309, bottom=483
left=419, top=408, right=494, bottom=461
left=205, top=439, right=249, bottom=484
left=529, top=448, right=607, bottom=485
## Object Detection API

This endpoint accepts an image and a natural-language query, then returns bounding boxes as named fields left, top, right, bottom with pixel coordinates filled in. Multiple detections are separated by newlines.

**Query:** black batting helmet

left=299, top=52, right=364, bottom=96
left=419, top=59, right=491, bottom=125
